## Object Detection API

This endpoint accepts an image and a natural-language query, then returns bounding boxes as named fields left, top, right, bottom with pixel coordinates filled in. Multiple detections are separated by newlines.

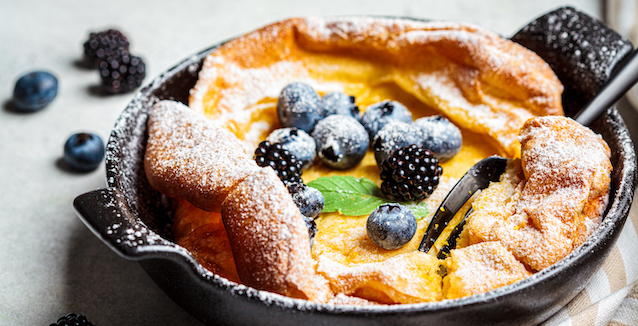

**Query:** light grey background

left=1, top=1, right=630, bottom=325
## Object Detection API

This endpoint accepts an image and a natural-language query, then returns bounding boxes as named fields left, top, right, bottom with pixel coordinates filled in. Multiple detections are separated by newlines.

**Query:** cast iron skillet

left=73, top=7, right=637, bottom=326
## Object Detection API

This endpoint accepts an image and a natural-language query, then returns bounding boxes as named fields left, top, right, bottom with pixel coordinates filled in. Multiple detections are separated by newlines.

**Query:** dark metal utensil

left=417, top=156, right=508, bottom=254
left=436, top=207, right=473, bottom=259
left=575, top=49, right=638, bottom=125
left=420, top=48, right=638, bottom=256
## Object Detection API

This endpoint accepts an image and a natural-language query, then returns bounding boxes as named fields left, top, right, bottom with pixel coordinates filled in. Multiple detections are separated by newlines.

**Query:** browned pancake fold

left=189, top=17, right=564, bottom=156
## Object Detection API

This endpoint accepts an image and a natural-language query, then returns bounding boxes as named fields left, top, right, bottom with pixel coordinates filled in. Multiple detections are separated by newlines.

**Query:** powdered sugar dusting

left=414, top=73, right=513, bottom=142
left=190, top=59, right=307, bottom=117
left=191, top=58, right=342, bottom=149
left=304, top=16, right=487, bottom=44
left=445, top=241, right=531, bottom=299
left=466, top=116, right=612, bottom=272
left=145, top=100, right=261, bottom=212
left=222, top=168, right=332, bottom=302
left=317, top=251, right=443, bottom=303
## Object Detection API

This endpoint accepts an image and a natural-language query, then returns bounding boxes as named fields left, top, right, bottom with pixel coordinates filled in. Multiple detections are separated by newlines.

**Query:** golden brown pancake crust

left=189, top=17, right=563, bottom=156
left=444, top=241, right=532, bottom=299
left=144, top=100, right=260, bottom=213
left=172, top=199, right=240, bottom=282
left=221, top=168, right=332, bottom=302
left=465, top=116, right=612, bottom=271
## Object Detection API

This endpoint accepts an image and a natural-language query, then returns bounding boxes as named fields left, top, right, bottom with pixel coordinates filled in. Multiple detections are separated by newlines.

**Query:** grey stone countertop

left=2, top=1, right=633, bottom=325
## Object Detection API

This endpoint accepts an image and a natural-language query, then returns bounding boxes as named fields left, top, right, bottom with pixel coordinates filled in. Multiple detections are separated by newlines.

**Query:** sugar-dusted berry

left=277, top=82, right=323, bottom=133
left=366, top=203, right=417, bottom=250
left=360, top=100, right=412, bottom=142
left=414, top=115, right=462, bottom=162
left=312, top=115, right=369, bottom=170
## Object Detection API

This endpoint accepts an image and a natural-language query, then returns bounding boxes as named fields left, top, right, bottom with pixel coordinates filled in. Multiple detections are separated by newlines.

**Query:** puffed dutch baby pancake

left=143, top=17, right=611, bottom=305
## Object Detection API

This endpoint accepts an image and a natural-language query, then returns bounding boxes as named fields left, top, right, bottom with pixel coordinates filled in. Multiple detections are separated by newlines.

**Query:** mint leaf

left=308, top=176, right=385, bottom=215
left=404, top=201, right=429, bottom=218
left=307, top=176, right=429, bottom=218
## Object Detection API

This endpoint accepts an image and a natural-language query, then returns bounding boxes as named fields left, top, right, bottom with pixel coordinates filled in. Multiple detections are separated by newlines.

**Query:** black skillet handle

left=574, top=49, right=638, bottom=125
left=511, top=6, right=634, bottom=118
left=74, top=188, right=185, bottom=261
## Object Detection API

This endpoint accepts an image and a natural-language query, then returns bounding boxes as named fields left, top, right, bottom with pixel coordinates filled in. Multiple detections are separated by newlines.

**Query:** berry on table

left=50, top=313, right=95, bottom=326
left=380, top=144, right=442, bottom=201
left=414, top=115, right=462, bottom=162
left=277, top=82, right=323, bottom=133
left=266, top=127, right=316, bottom=170
left=366, top=203, right=417, bottom=250
left=63, top=133, right=105, bottom=172
left=322, top=92, right=359, bottom=119
left=98, top=51, right=146, bottom=94
left=83, top=29, right=130, bottom=68
left=360, top=100, right=412, bottom=142
left=254, top=141, right=304, bottom=185
left=12, top=71, right=58, bottom=112
left=287, top=182, right=325, bottom=219
left=312, top=115, right=369, bottom=170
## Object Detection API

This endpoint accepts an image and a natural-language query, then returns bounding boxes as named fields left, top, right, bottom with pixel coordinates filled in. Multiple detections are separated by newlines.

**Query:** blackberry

left=83, top=29, right=130, bottom=68
left=50, top=313, right=95, bottom=326
left=254, top=141, right=303, bottom=185
left=380, top=144, right=442, bottom=201
left=98, top=51, right=146, bottom=94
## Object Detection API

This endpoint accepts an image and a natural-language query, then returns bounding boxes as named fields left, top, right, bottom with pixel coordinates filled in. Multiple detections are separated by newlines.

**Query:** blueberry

left=372, top=121, right=425, bottom=166
left=13, top=71, right=58, bottom=111
left=360, top=100, right=412, bottom=143
left=322, top=92, right=359, bottom=119
left=366, top=203, right=416, bottom=250
left=303, top=214, right=317, bottom=247
left=277, top=82, right=323, bottom=133
left=63, top=133, right=105, bottom=172
left=267, top=128, right=316, bottom=170
left=287, top=183, right=325, bottom=219
left=312, top=115, right=369, bottom=170
left=414, top=115, right=462, bottom=162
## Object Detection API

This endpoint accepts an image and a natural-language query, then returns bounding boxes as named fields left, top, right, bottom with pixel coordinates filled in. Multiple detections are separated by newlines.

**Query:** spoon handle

left=575, top=49, right=638, bottom=126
